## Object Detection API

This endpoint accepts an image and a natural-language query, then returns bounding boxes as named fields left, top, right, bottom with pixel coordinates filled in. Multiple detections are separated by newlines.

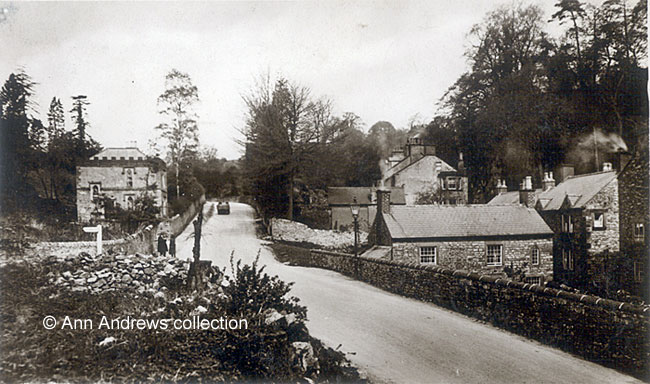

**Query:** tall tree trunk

left=176, top=162, right=180, bottom=198
left=287, top=172, right=294, bottom=221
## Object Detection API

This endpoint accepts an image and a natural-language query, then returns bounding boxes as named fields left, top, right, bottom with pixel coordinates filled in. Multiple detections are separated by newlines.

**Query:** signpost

left=83, top=225, right=102, bottom=255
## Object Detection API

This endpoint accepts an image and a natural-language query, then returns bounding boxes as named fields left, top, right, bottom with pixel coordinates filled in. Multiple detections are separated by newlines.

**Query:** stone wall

left=390, top=237, right=553, bottom=283
left=25, top=196, right=206, bottom=259
left=618, top=152, right=650, bottom=297
left=270, top=218, right=367, bottom=249
left=282, top=248, right=649, bottom=378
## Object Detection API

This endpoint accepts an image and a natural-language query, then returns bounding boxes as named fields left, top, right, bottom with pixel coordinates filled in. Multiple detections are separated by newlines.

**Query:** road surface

left=176, top=202, right=641, bottom=384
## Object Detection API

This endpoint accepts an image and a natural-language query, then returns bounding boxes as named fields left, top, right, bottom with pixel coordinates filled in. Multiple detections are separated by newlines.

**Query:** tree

left=47, top=97, right=65, bottom=141
left=0, top=71, right=37, bottom=205
left=70, top=95, right=89, bottom=151
left=155, top=69, right=200, bottom=199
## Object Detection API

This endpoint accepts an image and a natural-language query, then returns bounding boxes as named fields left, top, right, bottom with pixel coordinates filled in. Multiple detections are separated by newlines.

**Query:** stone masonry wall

left=619, top=152, right=650, bottom=297
left=281, top=248, right=649, bottom=378
left=390, top=238, right=553, bottom=282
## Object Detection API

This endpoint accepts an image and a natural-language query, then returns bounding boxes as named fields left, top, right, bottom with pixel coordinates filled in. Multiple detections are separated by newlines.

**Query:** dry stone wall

left=281, top=247, right=649, bottom=379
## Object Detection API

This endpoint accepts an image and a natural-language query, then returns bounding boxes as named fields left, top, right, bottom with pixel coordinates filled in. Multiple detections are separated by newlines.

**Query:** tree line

left=0, top=71, right=101, bottom=218
left=424, top=0, right=647, bottom=202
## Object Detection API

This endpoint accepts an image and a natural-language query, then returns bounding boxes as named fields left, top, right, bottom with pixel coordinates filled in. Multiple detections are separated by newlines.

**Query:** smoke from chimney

left=566, top=129, right=628, bottom=173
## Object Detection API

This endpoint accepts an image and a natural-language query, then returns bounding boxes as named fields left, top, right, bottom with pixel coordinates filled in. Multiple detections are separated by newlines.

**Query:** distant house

left=534, top=164, right=620, bottom=288
left=381, top=135, right=468, bottom=205
left=328, top=187, right=405, bottom=232
left=76, top=147, right=167, bottom=223
left=618, top=150, right=649, bottom=297
left=370, top=189, right=554, bottom=284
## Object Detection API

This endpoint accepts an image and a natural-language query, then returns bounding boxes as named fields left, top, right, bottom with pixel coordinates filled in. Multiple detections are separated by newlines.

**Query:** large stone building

left=381, top=135, right=468, bottom=205
left=618, top=149, right=649, bottom=298
left=76, top=147, right=168, bottom=223
left=328, top=187, right=405, bottom=232
left=370, top=189, right=554, bottom=284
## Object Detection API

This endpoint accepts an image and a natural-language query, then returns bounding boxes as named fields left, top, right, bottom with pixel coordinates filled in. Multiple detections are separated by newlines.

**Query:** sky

left=1, top=1, right=587, bottom=160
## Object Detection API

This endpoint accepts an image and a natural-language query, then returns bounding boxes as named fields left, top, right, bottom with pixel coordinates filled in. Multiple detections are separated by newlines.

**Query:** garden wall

left=26, top=195, right=206, bottom=258
left=286, top=248, right=649, bottom=379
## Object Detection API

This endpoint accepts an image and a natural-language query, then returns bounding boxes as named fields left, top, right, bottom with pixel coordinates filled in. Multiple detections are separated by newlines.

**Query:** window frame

left=634, top=261, right=643, bottom=283
left=89, top=183, right=101, bottom=200
left=592, top=212, right=606, bottom=230
left=634, top=223, right=645, bottom=242
left=446, top=177, right=458, bottom=191
left=531, top=247, right=540, bottom=265
left=419, top=246, right=437, bottom=264
left=125, top=167, right=134, bottom=188
left=486, top=244, right=503, bottom=266
left=562, top=248, right=574, bottom=271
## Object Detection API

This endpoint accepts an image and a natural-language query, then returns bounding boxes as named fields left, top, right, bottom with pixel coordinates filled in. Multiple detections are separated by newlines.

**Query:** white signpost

left=83, top=225, right=102, bottom=255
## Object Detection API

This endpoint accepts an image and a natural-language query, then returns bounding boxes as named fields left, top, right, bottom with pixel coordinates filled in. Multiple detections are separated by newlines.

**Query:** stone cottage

left=370, top=189, right=554, bottom=284
left=328, top=186, right=405, bottom=232
left=534, top=163, right=620, bottom=288
left=618, top=149, right=649, bottom=297
left=76, top=147, right=168, bottom=222
left=381, top=135, right=468, bottom=205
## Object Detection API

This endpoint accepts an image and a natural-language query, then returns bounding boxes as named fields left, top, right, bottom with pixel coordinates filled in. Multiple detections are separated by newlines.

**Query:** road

left=176, top=202, right=641, bottom=384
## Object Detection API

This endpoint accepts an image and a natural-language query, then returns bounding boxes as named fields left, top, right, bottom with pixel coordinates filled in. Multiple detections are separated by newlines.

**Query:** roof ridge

left=564, top=170, right=616, bottom=180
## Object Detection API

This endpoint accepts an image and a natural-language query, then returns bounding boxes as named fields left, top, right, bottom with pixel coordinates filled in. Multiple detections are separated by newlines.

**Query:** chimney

left=377, top=188, right=392, bottom=215
left=519, top=176, right=536, bottom=208
left=602, top=162, right=613, bottom=172
left=496, top=179, right=507, bottom=195
left=458, top=152, right=465, bottom=173
left=542, top=172, right=555, bottom=191
left=616, top=149, right=632, bottom=171
left=555, top=164, right=574, bottom=184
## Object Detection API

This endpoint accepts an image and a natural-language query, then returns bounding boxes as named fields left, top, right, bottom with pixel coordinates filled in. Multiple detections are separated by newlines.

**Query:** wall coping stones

left=310, top=249, right=650, bottom=317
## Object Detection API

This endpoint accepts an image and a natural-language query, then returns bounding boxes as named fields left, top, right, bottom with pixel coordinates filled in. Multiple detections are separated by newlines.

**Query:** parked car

left=217, top=201, right=230, bottom=215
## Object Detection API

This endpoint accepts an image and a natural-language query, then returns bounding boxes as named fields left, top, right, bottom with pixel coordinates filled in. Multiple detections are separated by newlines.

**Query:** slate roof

left=328, top=187, right=406, bottom=206
left=535, top=171, right=617, bottom=211
left=90, top=147, right=147, bottom=160
left=487, top=189, right=542, bottom=205
left=383, top=205, right=553, bottom=239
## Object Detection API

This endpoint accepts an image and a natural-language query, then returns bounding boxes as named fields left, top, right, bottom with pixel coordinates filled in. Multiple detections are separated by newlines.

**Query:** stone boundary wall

left=29, top=195, right=206, bottom=258
left=288, top=248, right=649, bottom=378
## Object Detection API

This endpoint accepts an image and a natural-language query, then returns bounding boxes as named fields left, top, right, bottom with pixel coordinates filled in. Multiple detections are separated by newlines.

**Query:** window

left=635, top=223, right=645, bottom=241
left=562, top=249, right=574, bottom=271
left=562, top=214, right=573, bottom=233
left=125, top=195, right=134, bottom=209
left=420, top=246, right=436, bottom=264
left=634, top=262, right=642, bottom=282
left=486, top=244, right=502, bottom=266
left=447, top=177, right=457, bottom=190
left=90, top=183, right=101, bottom=200
left=531, top=247, right=540, bottom=265
left=524, top=276, right=541, bottom=285
left=125, top=168, right=134, bottom=188
left=593, top=212, right=605, bottom=230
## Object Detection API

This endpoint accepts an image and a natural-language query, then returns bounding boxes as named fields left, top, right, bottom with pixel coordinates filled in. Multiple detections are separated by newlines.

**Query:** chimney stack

left=602, top=162, right=613, bottom=172
left=377, top=188, right=392, bottom=215
left=555, top=164, right=575, bottom=184
left=519, top=176, right=536, bottom=208
left=542, top=172, right=555, bottom=191
left=458, top=152, right=465, bottom=173
left=616, top=149, right=632, bottom=171
left=496, top=179, right=507, bottom=195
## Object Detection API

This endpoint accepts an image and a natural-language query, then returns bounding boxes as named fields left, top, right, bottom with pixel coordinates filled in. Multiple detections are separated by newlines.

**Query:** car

left=217, top=201, right=230, bottom=215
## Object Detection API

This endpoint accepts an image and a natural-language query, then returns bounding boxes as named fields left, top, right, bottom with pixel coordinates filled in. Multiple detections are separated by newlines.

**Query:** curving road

left=176, top=202, right=641, bottom=384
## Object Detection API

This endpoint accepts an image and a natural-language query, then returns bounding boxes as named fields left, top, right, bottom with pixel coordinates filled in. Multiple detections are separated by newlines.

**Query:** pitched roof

left=383, top=155, right=455, bottom=181
left=90, top=147, right=147, bottom=160
left=383, top=205, right=552, bottom=239
left=535, top=171, right=616, bottom=211
left=487, top=189, right=542, bottom=205
left=328, top=187, right=406, bottom=206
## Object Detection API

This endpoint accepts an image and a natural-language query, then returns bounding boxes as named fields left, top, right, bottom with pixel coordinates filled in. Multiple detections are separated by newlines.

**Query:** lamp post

left=350, top=197, right=360, bottom=277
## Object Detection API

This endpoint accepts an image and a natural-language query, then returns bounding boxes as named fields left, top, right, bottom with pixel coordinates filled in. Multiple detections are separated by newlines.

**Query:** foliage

left=431, top=0, right=648, bottom=203
left=155, top=69, right=200, bottom=199
left=104, top=194, right=161, bottom=233
left=414, top=185, right=445, bottom=205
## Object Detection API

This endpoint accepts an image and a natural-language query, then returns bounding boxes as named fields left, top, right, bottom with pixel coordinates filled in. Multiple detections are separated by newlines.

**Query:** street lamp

left=350, top=197, right=360, bottom=277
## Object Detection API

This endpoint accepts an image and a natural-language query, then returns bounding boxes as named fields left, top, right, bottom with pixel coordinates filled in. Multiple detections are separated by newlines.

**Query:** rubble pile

left=48, top=252, right=190, bottom=294
left=271, top=219, right=368, bottom=249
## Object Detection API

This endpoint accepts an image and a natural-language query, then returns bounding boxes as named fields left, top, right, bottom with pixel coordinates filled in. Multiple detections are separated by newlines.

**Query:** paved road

left=176, top=202, right=641, bottom=384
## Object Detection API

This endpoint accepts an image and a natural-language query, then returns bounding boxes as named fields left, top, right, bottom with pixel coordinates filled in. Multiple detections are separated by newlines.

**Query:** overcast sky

left=1, top=1, right=581, bottom=160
